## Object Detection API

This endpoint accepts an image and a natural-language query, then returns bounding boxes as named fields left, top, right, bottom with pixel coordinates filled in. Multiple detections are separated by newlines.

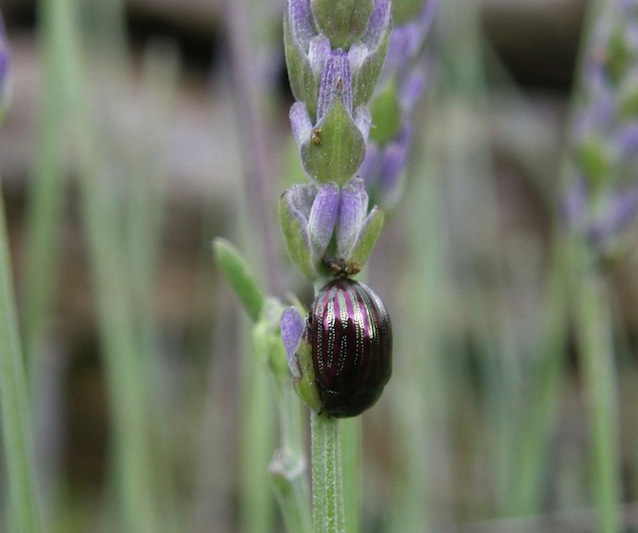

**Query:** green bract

left=351, top=15, right=392, bottom=107
left=300, top=99, right=367, bottom=185
left=310, top=0, right=373, bottom=50
left=291, top=333, right=323, bottom=412
left=342, top=206, right=384, bottom=268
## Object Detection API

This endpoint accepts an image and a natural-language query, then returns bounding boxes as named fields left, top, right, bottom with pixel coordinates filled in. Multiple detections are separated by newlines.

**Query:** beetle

left=309, top=278, right=392, bottom=417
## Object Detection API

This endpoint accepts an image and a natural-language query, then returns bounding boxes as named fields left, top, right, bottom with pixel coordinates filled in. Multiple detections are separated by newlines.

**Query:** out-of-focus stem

left=0, top=181, right=42, bottom=533
left=575, top=249, right=621, bottom=533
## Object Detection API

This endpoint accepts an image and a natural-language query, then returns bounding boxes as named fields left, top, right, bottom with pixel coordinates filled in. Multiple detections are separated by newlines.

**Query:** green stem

left=509, top=238, right=570, bottom=514
left=575, top=255, right=621, bottom=533
left=0, top=184, right=42, bottom=533
left=270, top=384, right=313, bottom=533
left=311, top=411, right=345, bottom=533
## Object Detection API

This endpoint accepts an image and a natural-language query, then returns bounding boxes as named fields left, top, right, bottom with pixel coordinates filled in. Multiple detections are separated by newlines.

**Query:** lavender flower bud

left=280, top=179, right=383, bottom=280
left=281, top=306, right=306, bottom=378
left=335, top=178, right=384, bottom=269
left=280, top=182, right=340, bottom=279
left=280, top=306, right=322, bottom=411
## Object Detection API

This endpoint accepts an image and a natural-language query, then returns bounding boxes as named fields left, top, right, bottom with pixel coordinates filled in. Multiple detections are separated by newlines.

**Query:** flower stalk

left=561, top=1, right=638, bottom=530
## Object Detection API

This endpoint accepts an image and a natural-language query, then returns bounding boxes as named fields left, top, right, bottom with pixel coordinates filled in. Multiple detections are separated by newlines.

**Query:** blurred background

left=3, top=0, right=638, bottom=531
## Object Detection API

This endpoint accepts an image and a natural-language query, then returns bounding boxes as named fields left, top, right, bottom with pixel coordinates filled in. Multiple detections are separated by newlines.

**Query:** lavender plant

left=278, top=2, right=394, bottom=530
left=217, top=1, right=436, bottom=531
left=279, top=1, right=437, bottom=531
left=561, top=2, right=638, bottom=530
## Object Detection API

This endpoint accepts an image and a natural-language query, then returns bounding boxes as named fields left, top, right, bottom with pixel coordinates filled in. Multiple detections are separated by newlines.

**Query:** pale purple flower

left=359, top=0, right=437, bottom=210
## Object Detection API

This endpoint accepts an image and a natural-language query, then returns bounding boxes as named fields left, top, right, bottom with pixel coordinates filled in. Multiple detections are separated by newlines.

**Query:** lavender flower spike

left=361, top=0, right=438, bottom=209
left=280, top=182, right=340, bottom=279
left=281, top=0, right=394, bottom=282
left=562, top=0, right=638, bottom=256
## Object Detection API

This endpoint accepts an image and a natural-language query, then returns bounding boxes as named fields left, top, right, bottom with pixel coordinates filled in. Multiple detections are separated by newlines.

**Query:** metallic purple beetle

left=310, top=278, right=392, bottom=417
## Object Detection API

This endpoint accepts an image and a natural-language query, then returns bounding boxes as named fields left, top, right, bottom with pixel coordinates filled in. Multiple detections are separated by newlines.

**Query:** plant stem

left=270, top=384, right=313, bottom=533
left=510, top=238, right=570, bottom=514
left=311, top=411, right=346, bottom=533
left=575, top=251, right=621, bottom=533
left=0, top=183, right=42, bottom=533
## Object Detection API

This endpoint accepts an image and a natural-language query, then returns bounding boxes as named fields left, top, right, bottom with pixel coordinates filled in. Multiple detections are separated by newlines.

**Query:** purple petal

left=400, top=69, right=426, bottom=111
left=284, top=182, right=317, bottom=220
left=308, top=34, right=331, bottom=76
left=616, top=123, right=638, bottom=156
left=360, top=0, right=391, bottom=49
left=281, top=307, right=306, bottom=378
left=286, top=0, right=316, bottom=51
left=308, top=182, right=340, bottom=260
left=385, top=22, right=421, bottom=74
left=336, top=178, right=369, bottom=256
left=290, top=102, right=313, bottom=149
left=379, top=127, right=410, bottom=193
left=317, top=50, right=353, bottom=120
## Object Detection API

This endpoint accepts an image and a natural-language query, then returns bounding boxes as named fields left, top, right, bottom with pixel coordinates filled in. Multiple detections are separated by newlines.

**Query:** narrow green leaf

left=213, top=238, right=266, bottom=322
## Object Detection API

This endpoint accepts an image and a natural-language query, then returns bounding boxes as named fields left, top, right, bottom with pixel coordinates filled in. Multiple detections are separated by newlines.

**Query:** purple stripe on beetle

left=309, top=278, right=392, bottom=417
